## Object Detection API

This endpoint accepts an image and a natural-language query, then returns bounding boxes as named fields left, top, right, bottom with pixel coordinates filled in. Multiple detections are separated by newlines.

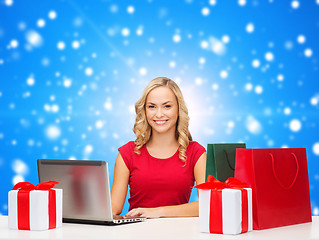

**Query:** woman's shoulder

left=119, top=141, right=136, bottom=152
left=187, top=141, right=206, bottom=151
left=186, top=141, right=206, bottom=166
left=118, top=141, right=137, bottom=170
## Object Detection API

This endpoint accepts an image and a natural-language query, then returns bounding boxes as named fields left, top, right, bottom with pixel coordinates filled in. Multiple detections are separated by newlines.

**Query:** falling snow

left=246, top=23, right=254, bottom=33
left=45, top=125, right=61, bottom=140
left=48, top=10, right=57, bottom=20
left=57, top=41, right=65, bottom=50
left=289, top=119, right=302, bottom=132
left=173, top=34, right=181, bottom=43
left=37, top=19, right=45, bottom=28
left=201, top=7, right=210, bottom=16
left=26, top=30, right=43, bottom=47
left=313, top=143, right=319, bottom=156
left=246, top=116, right=262, bottom=134
left=0, top=1, right=319, bottom=217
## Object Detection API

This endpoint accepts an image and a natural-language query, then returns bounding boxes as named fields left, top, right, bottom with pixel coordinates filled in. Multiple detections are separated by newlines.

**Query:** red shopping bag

left=235, top=148, right=312, bottom=230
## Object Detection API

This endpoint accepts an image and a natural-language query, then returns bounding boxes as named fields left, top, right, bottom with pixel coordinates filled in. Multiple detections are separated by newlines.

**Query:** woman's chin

left=151, top=125, right=176, bottom=135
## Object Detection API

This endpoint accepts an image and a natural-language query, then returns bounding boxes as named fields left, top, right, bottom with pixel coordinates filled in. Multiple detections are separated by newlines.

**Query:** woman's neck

left=147, top=131, right=179, bottom=149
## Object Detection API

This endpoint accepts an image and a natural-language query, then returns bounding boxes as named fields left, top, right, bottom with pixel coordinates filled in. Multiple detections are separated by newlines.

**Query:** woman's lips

left=154, top=120, right=168, bottom=125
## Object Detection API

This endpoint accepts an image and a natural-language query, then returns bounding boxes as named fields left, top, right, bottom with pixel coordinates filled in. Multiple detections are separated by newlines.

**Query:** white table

left=0, top=216, right=318, bottom=239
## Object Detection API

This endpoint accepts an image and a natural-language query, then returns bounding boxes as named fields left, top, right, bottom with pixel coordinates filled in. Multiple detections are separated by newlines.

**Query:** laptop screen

left=37, top=159, right=113, bottom=222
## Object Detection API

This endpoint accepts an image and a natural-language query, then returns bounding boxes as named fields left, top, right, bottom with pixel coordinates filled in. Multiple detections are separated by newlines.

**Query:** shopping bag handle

left=224, top=150, right=235, bottom=171
left=269, top=152, right=299, bottom=190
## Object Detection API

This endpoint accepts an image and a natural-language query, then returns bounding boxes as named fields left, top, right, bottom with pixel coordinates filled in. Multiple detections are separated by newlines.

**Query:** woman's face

left=145, top=86, right=179, bottom=135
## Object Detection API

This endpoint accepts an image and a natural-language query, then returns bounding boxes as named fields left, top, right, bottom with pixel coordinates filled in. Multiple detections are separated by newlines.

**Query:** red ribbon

left=12, top=181, right=59, bottom=230
left=195, top=176, right=249, bottom=234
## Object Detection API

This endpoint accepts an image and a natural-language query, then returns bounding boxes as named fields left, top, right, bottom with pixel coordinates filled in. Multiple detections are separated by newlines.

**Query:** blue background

left=0, top=0, right=319, bottom=216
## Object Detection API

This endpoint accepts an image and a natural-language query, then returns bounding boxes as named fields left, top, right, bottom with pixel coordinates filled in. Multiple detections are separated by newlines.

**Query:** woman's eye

left=148, top=105, right=155, bottom=109
left=165, top=105, right=171, bottom=108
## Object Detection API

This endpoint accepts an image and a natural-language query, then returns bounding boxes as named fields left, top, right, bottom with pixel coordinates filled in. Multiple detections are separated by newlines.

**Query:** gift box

left=8, top=181, right=62, bottom=231
left=195, top=176, right=253, bottom=235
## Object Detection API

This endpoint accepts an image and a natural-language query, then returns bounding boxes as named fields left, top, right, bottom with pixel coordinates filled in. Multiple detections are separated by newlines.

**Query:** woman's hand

left=125, top=207, right=164, bottom=219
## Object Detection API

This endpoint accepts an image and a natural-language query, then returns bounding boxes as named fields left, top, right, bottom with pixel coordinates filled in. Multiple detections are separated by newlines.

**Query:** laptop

left=37, top=159, right=145, bottom=225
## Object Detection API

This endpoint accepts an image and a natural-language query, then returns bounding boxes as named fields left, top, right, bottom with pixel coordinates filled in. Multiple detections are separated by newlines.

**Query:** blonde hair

left=133, top=77, right=192, bottom=163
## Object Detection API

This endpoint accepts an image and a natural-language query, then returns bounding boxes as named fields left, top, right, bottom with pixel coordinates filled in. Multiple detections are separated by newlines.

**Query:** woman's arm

left=111, top=153, right=130, bottom=216
left=125, top=152, right=207, bottom=218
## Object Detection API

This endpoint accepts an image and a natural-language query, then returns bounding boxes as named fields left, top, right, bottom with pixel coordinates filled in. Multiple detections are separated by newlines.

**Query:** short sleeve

left=118, top=141, right=135, bottom=170
left=189, top=142, right=206, bottom=168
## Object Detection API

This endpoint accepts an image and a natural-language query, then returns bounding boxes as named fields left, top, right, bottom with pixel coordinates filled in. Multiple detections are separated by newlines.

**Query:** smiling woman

left=111, top=77, right=207, bottom=219
left=145, top=87, right=179, bottom=152
left=133, top=77, right=193, bottom=163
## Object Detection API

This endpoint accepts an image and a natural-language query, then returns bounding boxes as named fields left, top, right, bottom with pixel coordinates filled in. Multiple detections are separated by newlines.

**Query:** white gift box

left=8, top=189, right=62, bottom=231
left=199, top=188, right=253, bottom=235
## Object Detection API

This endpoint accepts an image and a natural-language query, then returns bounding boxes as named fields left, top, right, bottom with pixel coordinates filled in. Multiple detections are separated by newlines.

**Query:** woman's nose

left=155, top=108, right=164, bottom=117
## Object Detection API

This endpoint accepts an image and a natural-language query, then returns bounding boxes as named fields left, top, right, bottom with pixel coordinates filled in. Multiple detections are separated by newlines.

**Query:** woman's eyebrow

left=146, top=101, right=172, bottom=105
left=162, top=101, right=172, bottom=105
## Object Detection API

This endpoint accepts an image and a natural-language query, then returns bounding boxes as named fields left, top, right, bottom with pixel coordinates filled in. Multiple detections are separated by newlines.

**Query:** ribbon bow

left=12, top=181, right=59, bottom=191
left=195, top=175, right=248, bottom=190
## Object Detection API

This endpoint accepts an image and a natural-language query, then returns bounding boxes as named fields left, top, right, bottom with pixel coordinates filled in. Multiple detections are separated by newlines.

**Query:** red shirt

left=118, top=141, right=206, bottom=211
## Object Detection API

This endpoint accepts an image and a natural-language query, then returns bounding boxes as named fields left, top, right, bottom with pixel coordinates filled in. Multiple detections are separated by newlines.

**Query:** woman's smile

left=154, top=120, right=168, bottom=125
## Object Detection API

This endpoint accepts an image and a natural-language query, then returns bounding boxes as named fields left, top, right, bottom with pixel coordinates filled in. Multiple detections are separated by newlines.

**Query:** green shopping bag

left=206, top=143, right=246, bottom=182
